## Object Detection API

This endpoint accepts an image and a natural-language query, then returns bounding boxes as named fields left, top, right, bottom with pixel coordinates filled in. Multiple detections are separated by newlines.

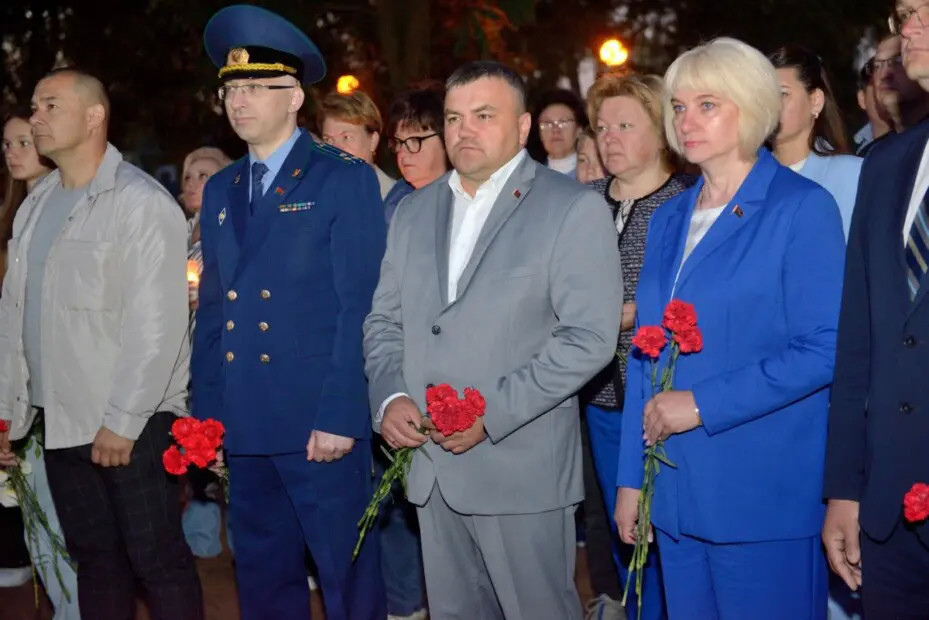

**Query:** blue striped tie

left=250, top=162, right=268, bottom=215
left=905, top=188, right=929, bottom=299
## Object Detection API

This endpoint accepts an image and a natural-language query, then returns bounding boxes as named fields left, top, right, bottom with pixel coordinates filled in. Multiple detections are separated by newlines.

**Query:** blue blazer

left=799, top=153, right=863, bottom=240
left=618, top=149, right=846, bottom=543
left=825, top=120, right=929, bottom=540
left=191, top=131, right=387, bottom=455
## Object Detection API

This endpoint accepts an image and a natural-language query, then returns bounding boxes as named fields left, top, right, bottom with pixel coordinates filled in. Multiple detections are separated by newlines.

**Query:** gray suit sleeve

left=482, top=190, right=622, bottom=442
left=363, top=202, right=411, bottom=431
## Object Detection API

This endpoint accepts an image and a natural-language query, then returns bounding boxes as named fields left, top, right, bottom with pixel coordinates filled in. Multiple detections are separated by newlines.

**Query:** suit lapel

left=673, top=150, right=776, bottom=297
left=902, top=129, right=929, bottom=313
left=453, top=156, right=536, bottom=302
left=660, top=186, right=697, bottom=305
left=435, top=184, right=453, bottom=307
left=233, top=132, right=312, bottom=282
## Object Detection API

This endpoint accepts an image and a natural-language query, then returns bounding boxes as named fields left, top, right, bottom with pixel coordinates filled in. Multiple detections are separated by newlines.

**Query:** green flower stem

left=622, top=345, right=679, bottom=615
left=353, top=444, right=416, bottom=560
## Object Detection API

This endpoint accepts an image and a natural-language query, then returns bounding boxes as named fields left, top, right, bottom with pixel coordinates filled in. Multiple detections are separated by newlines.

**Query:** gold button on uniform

left=259, top=354, right=270, bottom=363
left=227, top=290, right=238, bottom=301
left=258, top=322, right=269, bottom=332
left=225, top=352, right=235, bottom=362
left=226, top=320, right=235, bottom=331
left=260, top=289, right=271, bottom=299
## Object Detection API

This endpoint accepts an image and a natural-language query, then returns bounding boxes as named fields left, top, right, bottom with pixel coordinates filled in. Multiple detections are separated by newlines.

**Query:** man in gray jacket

left=0, top=69, right=201, bottom=619
left=364, top=61, right=622, bottom=618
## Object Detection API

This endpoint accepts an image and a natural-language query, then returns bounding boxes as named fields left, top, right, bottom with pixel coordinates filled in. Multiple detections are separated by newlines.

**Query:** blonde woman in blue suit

left=770, top=45, right=862, bottom=241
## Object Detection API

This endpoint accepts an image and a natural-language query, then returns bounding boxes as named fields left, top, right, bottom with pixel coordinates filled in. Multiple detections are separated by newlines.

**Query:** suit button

left=227, top=290, right=238, bottom=301
left=226, top=320, right=235, bottom=331
left=259, top=354, right=270, bottom=363
left=904, top=335, right=917, bottom=348
left=260, top=289, right=271, bottom=299
left=258, top=322, right=269, bottom=332
left=431, top=324, right=441, bottom=335
left=900, top=402, right=914, bottom=414
left=225, top=351, right=235, bottom=362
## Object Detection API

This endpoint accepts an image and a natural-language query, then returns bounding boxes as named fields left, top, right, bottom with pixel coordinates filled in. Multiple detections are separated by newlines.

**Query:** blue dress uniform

left=193, top=6, right=387, bottom=618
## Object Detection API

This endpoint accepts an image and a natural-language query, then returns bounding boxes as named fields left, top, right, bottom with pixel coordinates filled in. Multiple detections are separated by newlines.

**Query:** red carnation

left=663, top=299, right=698, bottom=335
left=632, top=326, right=667, bottom=359
left=0, top=420, right=9, bottom=433
left=171, top=417, right=200, bottom=443
left=162, top=445, right=189, bottom=475
left=904, top=483, right=929, bottom=523
left=463, top=388, right=486, bottom=417
left=200, top=419, right=226, bottom=449
left=673, top=326, right=704, bottom=354
left=186, top=448, right=217, bottom=469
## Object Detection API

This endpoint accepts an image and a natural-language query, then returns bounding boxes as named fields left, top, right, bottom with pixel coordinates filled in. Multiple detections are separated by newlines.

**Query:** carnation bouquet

left=353, top=384, right=485, bottom=559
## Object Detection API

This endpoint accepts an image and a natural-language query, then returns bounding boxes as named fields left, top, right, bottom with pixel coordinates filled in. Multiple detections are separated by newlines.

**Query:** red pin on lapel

left=732, top=204, right=743, bottom=218
left=275, top=187, right=285, bottom=196
left=513, top=189, right=521, bottom=198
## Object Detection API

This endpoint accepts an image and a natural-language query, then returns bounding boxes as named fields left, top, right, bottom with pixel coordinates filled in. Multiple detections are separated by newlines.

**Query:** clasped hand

left=643, top=390, right=701, bottom=445
left=381, top=396, right=485, bottom=454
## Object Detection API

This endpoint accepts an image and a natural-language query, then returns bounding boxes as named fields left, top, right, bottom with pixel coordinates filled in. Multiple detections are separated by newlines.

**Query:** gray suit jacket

left=363, top=154, right=623, bottom=515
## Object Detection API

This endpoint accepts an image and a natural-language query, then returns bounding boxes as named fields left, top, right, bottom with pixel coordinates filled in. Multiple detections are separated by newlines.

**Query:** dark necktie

left=905, top=187, right=929, bottom=299
left=250, top=162, right=269, bottom=215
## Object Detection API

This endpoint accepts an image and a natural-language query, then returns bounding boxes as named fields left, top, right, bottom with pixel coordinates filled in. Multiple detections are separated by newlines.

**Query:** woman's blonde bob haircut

left=663, top=37, right=781, bottom=158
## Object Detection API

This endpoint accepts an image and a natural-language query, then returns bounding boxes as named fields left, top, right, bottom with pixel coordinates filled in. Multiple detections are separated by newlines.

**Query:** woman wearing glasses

left=383, top=84, right=449, bottom=224
left=532, top=89, right=587, bottom=177
left=769, top=45, right=862, bottom=239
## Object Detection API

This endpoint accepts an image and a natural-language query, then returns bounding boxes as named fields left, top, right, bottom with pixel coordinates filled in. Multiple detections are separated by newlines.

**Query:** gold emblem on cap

left=227, top=47, right=250, bottom=65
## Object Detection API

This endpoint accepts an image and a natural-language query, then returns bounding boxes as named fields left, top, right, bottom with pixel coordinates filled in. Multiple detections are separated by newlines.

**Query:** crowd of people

left=0, top=1, right=928, bottom=619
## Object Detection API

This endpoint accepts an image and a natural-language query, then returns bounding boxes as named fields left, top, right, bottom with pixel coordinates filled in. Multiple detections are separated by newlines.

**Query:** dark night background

left=0, top=0, right=890, bottom=182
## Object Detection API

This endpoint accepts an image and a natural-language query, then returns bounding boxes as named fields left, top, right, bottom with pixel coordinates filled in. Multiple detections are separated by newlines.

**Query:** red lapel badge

left=513, top=189, right=521, bottom=198
left=732, top=204, right=743, bottom=218
left=275, top=186, right=285, bottom=196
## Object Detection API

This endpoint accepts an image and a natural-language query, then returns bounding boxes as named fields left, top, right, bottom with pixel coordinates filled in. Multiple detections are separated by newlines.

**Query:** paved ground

left=0, top=543, right=594, bottom=619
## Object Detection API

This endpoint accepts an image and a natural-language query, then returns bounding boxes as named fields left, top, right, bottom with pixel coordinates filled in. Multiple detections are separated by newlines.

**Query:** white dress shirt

left=376, top=149, right=527, bottom=423
left=903, top=137, right=929, bottom=245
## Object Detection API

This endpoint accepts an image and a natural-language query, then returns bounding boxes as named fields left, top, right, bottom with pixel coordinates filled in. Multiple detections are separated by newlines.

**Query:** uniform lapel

left=435, top=183, right=453, bottom=307
left=233, top=131, right=312, bottom=282
left=453, top=155, right=535, bottom=302
left=220, top=160, right=249, bottom=287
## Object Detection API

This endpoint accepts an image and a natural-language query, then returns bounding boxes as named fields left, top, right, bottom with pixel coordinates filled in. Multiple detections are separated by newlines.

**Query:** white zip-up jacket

left=0, top=143, right=190, bottom=449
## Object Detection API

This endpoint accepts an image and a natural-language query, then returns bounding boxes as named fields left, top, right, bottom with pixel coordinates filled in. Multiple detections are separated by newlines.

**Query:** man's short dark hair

left=386, top=81, right=445, bottom=139
left=445, top=61, right=527, bottom=112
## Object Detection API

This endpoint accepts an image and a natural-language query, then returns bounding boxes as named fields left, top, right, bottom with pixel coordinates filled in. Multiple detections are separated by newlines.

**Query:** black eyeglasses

left=387, top=133, right=440, bottom=154
left=863, top=54, right=903, bottom=79
left=218, top=83, right=296, bottom=101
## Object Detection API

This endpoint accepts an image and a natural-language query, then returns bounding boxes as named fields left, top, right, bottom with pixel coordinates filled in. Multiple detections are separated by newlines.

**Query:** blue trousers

left=656, top=530, right=827, bottom=620
left=585, top=404, right=666, bottom=620
left=228, top=447, right=386, bottom=620
left=373, top=444, right=425, bottom=616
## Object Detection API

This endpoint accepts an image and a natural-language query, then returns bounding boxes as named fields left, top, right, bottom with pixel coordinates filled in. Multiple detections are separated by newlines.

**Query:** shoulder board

left=311, top=141, right=365, bottom=165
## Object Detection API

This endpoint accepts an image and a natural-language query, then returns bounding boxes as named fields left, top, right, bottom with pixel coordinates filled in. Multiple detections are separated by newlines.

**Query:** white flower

left=0, top=483, right=17, bottom=508
left=18, top=460, right=32, bottom=476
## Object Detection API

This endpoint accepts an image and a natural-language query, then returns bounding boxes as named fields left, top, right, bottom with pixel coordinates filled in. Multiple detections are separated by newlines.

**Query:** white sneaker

left=387, top=610, right=427, bottom=620
left=584, top=594, right=627, bottom=620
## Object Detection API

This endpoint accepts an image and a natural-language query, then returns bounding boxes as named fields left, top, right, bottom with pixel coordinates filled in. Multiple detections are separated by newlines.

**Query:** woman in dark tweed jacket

left=581, top=72, right=694, bottom=619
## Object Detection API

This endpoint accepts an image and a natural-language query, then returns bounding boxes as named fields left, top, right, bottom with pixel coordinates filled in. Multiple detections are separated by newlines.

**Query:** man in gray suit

left=363, top=61, right=622, bottom=618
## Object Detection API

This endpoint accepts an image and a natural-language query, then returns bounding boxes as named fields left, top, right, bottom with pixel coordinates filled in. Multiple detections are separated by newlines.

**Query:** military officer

left=192, top=5, right=387, bottom=618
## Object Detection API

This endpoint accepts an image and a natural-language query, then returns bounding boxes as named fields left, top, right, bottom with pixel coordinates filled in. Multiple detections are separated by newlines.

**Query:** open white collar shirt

left=445, top=149, right=526, bottom=303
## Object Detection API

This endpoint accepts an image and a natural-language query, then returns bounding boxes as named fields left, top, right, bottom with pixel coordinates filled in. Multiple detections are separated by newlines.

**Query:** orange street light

left=336, top=74, right=360, bottom=94
left=599, top=38, right=630, bottom=67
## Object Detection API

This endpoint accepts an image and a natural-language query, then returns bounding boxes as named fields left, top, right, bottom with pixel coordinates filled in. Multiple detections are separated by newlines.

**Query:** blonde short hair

left=586, top=73, right=667, bottom=141
left=182, top=147, right=232, bottom=178
left=318, top=90, right=383, bottom=134
left=663, top=37, right=781, bottom=158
